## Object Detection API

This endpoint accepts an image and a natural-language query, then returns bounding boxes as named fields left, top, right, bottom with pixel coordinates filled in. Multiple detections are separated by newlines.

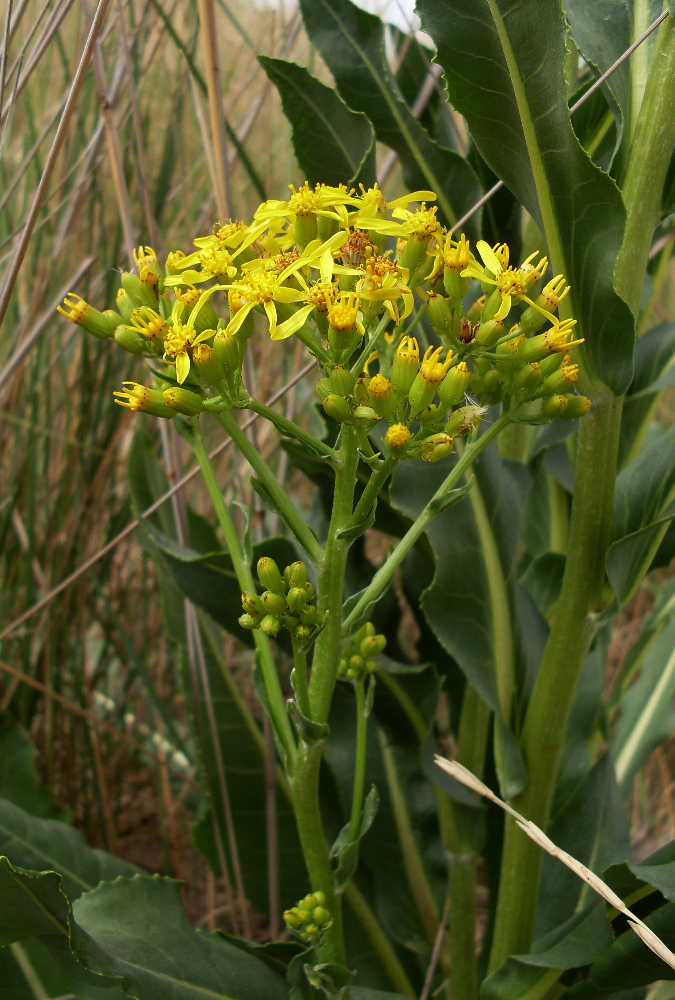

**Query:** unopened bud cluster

left=58, top=184, right=591, bottom=440
left=338, top=623, right=386, bottom=681
left=283, top=892, right=332, bottom=943
left=239, top=558, right=324, bottom=641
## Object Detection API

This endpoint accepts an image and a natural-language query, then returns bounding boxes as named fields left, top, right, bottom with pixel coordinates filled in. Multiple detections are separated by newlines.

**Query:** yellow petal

left=495, top=294, right=511, bottom=321
left=187, top=284, right=230, bottom=331
left=521, top=293, right=557, bottom=325
left=476, top=240, right=502, bottom=276
left=176, top=352, right=190, bottom=384
left=264, top=300, right=278, bottom=335
left=320, top=246, right=335, bottom=284
left=274, top=286, right=308, bottom=303
left=225, top=301, right=256, bottom=336
left=387, top=190, right=436, bottom=208
left=271, top=304, right=314, bottom=341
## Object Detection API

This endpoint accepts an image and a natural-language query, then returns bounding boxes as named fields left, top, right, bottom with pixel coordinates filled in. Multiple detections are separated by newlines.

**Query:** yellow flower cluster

left=57, top=181, right=590, bottom=437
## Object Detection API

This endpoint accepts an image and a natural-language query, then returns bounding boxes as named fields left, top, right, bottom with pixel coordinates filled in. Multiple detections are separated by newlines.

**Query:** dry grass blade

left=0, top=0, right=113, bottom=332
left=197, top=0, right=233, bottom=219
left=435, top=756, right=675, bottom=971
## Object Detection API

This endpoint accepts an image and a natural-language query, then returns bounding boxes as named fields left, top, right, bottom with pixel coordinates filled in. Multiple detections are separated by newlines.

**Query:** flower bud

left=360, top=634, right=386, bottom=657
left=353, top=405, right=379, bottom=422
left=257, top=557, right=286, bottom=596
left=213, top=330, right=241, bottom=377
left=329, top=366, right=355, bottom=397
left=315, top=378, right=332, bottom=401
left=481, top=288, right=504, bottom=323
left=287, top=587, right=308, bottom=611
left=241, top=592, right=264, bottom=617
left=385, top=423, right=411, bottom=455
left=539, top=351, right=567, bottom=377
left=443, top=233, right=471, bottom=300
left=560, top=394, right=591, bottom=419
left=541, top=363, right=579, bottom=394
left=408, top=346, right=453, bottom=417
left=238, top=613, right=260, bottom=630
left=114, top=325, right=150, bottom=355
left=459, top=317, right=477, bottom=344
left=421, top=432, right=454, bottom=462
left=418, top=403, right=438, bottom=423
left=260, top=614, right=280, bottom=637
left=438, top=362, right=470, bottom=409
left=445, top=404, right=485, bottom=438
left=121, top=271, right=157, bottom=310
left=323, top=394, right=353, bottom=423
left=192, top=343, right=226, bottom=386
left=163, top=387, right=204, bottom=415
left=517, top=322, right=584, bottom=363
left=390, top=336, right=419, bottom=395
left=399, top=234, right=433, bottom=287
left=427, top=293, right=454, bottom=336
left=56, top=293, right=119, bottom=339
left=261, top=591, right=287, bottom=616
left=466, top=295, right=485, bottom=324
left=367, top=374, right=398, bottom=418
left=298, top=605, right=319, bottom=625
left=512, top=362, right=542, bottom=392
left=541, top=394, right=568, bottom=419
left=288, top=561, right=308, bottom=588
left=349, top=654, right=365, bottom=673
left=116, top=287, right=135, bottom=321
left=475, top=318, right=504, bottom=347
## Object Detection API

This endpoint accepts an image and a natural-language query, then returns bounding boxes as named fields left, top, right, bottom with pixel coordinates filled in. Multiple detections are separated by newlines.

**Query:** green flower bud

left=287, top=587, right=308, bottom=611
left=116, top=287, right=135, bottom=321
left=466, top=295, right=485, bottom=324
left=390, top=336, right=419, bottom=396
left=438, top=362, right=470, bottom=409
left=426, top=292, right=454, bottom=336
left=365, top=659, right=377, bottom=673
left=192, top=343, right=227, bottom=386
left=213, top=329, right=241, bottom=377
left=445, top=404, right=485, bottom=438
left=360, top=634, right=386, bottom=657
left=294, top=625, right=312, bottom=642
left=113, top=382, right=175, bottom=418
left=475, top=318, right=504, bottom=347
left=541, top=394, right=568, bottom=419
left=288, top=561, right=309, bottom=588
left=303, top=582, right=315, bottom=601
left=418, top=403, right=439, bottom=423
left=481, top=288, right=504, bottom=323
left=241, top=592, right=264, bottom=617
left=421, top=432, right=454, bottom=462
left=349, top=654, right=365, bottom=672
left=238, top=613, right=259, bottom=630
left=257, top=557, right=286, bottom=596
left=163, top=387, right=204, bottom=415
left=313, top=907, right=330, bottom=926
left=353, top=405, right=379, bottom=422
left=114, top=325, right=150, bottom=355
left=121, top=271, right=157, bottom=310
left=354, top=623, right=376, bottom=642
left=260, top=614, right=280, bottom=637
left=384, top=423, right=412, bottom=455
left=560, top=394, right=591, bottom=419
left=323, top=393, right=353, bottom=423
left=541, top=363, right=579, bottom=394
left=399, top=234, right=433, bottom=287
left=298, top=605, right=319, bottom=626
left=315, top=377, right=332, bottom=401
left=329, top=366, right=355, bottom=397
left=261, top=591, right=287, bottom=616
left=512, top=362, right=542, bottom=392
left=538, top=351, right=567, bottom=377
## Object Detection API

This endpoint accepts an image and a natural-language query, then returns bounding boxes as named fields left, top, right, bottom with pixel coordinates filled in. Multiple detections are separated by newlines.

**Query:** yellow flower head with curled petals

left=462, top=241, right=552, bottom=322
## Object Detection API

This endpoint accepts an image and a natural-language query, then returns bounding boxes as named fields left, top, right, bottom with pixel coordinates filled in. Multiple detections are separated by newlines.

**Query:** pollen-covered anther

left=113, top=382, right=175, bottom=418
left=327, top=293, right=360, bottom=332
left=419, top=345, right=453, bottom=385
left=368, top=374, right=393, bottom=399
left=133, top=245, right=158, bottom=271
left=198, top=246, right=234, bottom=277
left=176, top=287, right=201, bottom=310
left=385, top=423, right=412, bottom=454
left=444, top=232, right=471, bottom=271
left=341, top=229, right=373, bottom=267
left=308, top=280, right=337, bottom=312
left=538, top=275, right=571, bottom=311
left=57, top=292, right=88, bottom=325
left=288, top=181, right=321, bottom=216
left=129, top=308, right=167, bottom=345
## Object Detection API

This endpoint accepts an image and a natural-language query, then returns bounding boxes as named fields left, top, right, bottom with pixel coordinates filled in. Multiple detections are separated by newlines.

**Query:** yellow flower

left=356, top=251, right=413, bottom=323
left=461, top=240, right=551, bottom=322
left=164, top=221, right=268, bottom=287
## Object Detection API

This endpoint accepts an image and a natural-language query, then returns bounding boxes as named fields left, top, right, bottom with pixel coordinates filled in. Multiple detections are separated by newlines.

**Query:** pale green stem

left=190, top=428, right=296, bottom=767
left=243, top=397, right=337, bottom=461
left=488, top=12, right=675, bottom=972
left=348, top=679, right=368, bottom=842
left=215, top=410, right=324, bottom=565
left=344, top=414, right=511, bottom=632
left=349, top=456, right=398, bottom=529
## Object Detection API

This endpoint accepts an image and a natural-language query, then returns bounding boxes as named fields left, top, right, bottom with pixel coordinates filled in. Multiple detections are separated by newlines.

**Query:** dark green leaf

left=0, top=799, right=138, bottom=901
left=69, top=875, right=291, bottom=1000
left=417, top=0, right=635, bottom=393
left=0, top=935, right=126, bottom=1000
left=612, top=615, right=675, bottom=793
left=298, top=0, right=481, bottom=232
left=607, top=426, right=675, bottom=604
left=620, top=322, right=675, bottom=466
left=0, top=858, right=69, bottom=945
left=481, top=903, right=613, bottom=1000
left=259, top=57, right=375, bottom=187
left=331, top=785, right=380, bottom=889
left=519, top=552, right=566, bottom=617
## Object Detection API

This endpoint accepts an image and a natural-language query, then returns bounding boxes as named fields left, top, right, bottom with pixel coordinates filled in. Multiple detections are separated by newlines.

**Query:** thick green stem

left=349, top=679, right=368, bottom=842
left=349, top=457, right=397, bottom=529
left=291, top=639, right=311, bottom=720
left=488, top=14, right=675, bottom=972
left=244, top=397, right=337, bottom=461
left=291, top=426, right=360, bottom=968
left=190, top=429, right=296, bottom=767
left=216, top=410, right=323, bottom=565
left=344, top=415, right=511, bottom=632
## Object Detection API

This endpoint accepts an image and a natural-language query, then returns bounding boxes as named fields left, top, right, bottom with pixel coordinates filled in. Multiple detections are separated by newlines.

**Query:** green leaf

left=288, top=701, right=330, bottom=744
left=619, top=322, right=675, bottom=466
left=258, top=57, right=375, bottom=188
left=612, top=615, right=675, bottom=793
left=0, top=935, right=126, bottom=1000
left=0, top=714, right=64, bottom=820
left=0, top=858, right=69, bottom=945
left=417, top=0, right=635, bottom=393
left=481, top=903, right=613, bottom=1000
left=331, top=785, right=380, bottom=889
left=0, top=799, right=138, bottom=901
left=607, top=426, right=675, bottom=605
left=70, top=876, right=290, bottom=1000
left=297, top=0, right=481, bottom=232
